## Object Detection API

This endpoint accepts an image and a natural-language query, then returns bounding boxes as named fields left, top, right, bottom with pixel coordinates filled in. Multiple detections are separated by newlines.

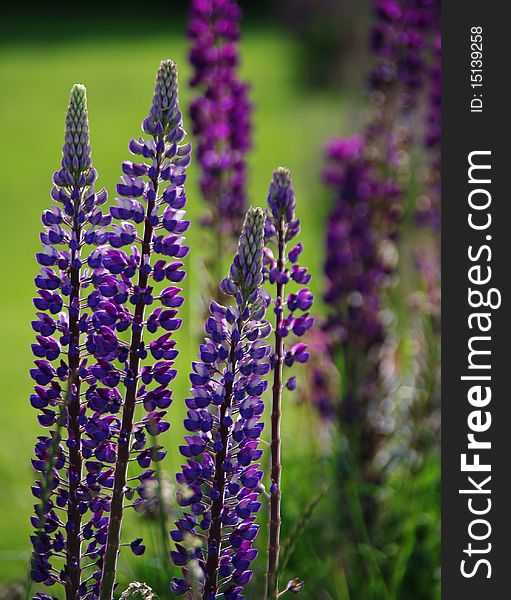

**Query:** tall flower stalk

left=317, top=0, right=442, bottom=455
left=94, top=60, right=191, bottom=599
left=263, top=169, right=313, bottom=599
left=30, top=84, right=109, bottom=598
left=171, top=207, right=270, bottom=599
left=188, top=0, right=252, bottom=284
left=323, top=136, right=388, bottom=422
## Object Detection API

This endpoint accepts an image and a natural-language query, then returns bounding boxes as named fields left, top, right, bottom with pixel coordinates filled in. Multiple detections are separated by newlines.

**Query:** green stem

left=151, top=434, right=173, bottom=580
left=266, top=216, right=286, bottom=600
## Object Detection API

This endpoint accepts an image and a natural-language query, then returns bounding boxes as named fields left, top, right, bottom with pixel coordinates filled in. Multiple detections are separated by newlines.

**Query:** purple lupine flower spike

left=30, top=84, right=109, bottom=598
left=320, top=136, right=403, bottom=523
left=263, top=168, right=313, bottom=599
left=171, top=207, right=270, bottom=600
left=188, top=0, right=252, bottom=260
left=90, top=60, right=190, bottom=600
left=367, top=0, right=441, bottom=232
left=317, top=0, right=441, bottom=433
left=323, top=136, right=386, bottom=355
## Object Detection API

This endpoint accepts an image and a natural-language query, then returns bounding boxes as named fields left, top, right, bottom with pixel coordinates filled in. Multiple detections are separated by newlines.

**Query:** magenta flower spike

left=188, top=0, right=252, bottom=260
left=263, top=168, right=314, bottom=599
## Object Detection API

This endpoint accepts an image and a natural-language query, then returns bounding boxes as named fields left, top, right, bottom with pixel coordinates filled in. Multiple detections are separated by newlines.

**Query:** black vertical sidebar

left=443, top=3, right=510, bottom=598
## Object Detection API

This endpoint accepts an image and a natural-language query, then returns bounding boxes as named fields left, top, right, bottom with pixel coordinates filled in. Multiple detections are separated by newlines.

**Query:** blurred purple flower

left=188, top=0, right=252, bottom=243
left=317, top=0, right=441, bottom=428
left=417, top=30, right=441, bottom=228
left=323, top=136, right=387, bottom=353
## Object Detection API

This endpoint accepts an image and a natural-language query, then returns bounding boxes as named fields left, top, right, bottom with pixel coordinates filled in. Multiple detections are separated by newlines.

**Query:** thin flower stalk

left=263, top=168, right=314, bottom=599
left=171, top=207, right=270, bottom=600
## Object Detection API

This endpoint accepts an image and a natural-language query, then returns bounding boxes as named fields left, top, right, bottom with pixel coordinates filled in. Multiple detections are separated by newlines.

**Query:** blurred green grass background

left=0, top=25, right=356, bottom=594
